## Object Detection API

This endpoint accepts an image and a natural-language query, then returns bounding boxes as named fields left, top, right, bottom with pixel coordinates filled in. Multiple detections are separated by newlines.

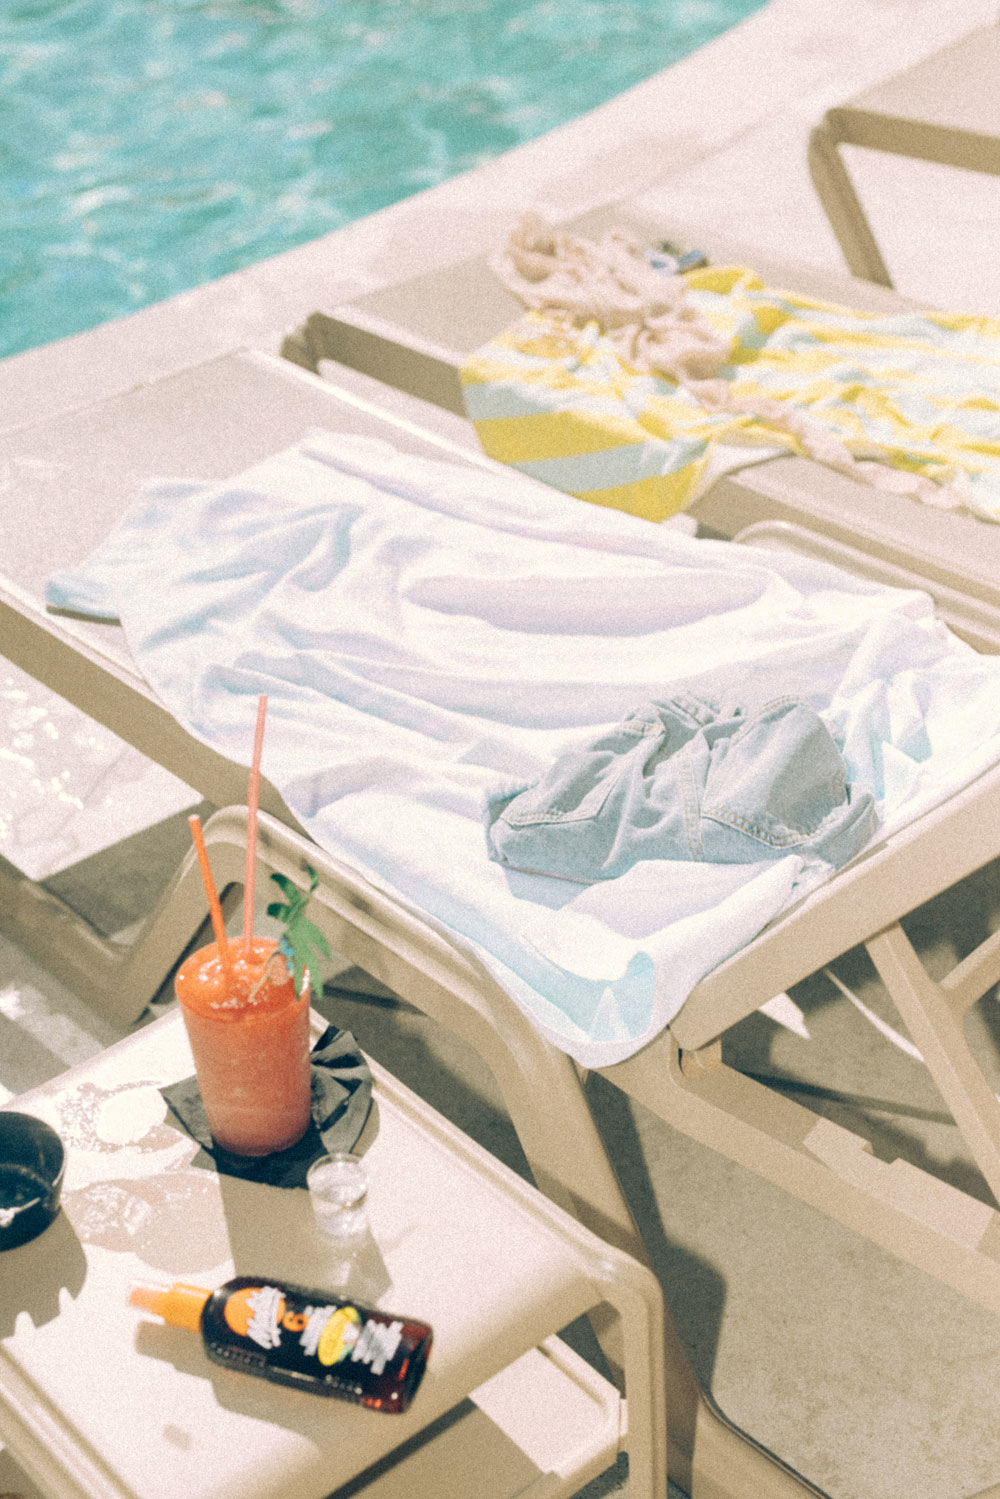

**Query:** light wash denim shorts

left=485, top=692, right=878, bottom=882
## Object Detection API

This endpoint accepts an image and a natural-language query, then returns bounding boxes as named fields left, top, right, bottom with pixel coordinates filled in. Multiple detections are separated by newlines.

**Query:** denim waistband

left=484, top=692, right=878, bottom=882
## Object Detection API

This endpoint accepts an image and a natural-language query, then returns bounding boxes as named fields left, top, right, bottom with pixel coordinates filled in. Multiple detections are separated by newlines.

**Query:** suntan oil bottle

left=130, top=1274, right=432, bottom=1412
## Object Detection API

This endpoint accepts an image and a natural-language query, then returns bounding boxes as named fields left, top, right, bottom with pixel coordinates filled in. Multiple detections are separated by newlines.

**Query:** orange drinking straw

left=243, top=693, right=268, bottom=953
left=188, top=814, right=233, bottom=979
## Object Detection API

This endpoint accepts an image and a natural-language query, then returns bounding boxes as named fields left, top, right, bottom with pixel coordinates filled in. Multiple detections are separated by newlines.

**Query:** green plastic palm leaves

left=266, top=865, right=331, bottom=995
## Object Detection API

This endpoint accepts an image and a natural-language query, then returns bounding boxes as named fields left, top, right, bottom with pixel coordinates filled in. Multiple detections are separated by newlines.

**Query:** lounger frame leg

left=610, top=1021, right=1000, bottom=1312
left=808, top=116, right=894, bottom=286
left=867, top=921, right=1000, bottom=1207
left=0, top=849, right=245, bottom=1028
left=0, top=858, right=135, bottom=1013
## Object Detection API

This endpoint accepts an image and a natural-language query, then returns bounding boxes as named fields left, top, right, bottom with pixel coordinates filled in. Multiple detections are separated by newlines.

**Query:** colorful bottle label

left=203, top=1276, right=431, bottom=1411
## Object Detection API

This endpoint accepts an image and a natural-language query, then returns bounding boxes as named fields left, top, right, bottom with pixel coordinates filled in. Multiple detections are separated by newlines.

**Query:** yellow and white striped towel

left=460, top=264, right=1000, bottom=524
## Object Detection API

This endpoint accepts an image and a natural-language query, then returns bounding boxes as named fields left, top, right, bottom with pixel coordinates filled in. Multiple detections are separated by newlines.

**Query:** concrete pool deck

left=4, top=1, right=1000, bottom=1495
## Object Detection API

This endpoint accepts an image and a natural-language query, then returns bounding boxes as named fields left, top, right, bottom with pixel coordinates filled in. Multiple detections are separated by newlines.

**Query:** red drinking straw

left=243, top=693, right=268, bottom=954
left=188, top=814, right=233, bottom=980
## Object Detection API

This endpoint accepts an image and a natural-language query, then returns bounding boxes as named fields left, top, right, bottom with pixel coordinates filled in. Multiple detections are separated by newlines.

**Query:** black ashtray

left=0, top=1112, right=66, bottom=1251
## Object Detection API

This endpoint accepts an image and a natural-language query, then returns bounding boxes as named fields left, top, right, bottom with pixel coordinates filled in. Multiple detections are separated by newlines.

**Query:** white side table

left=0, top=1012, right=665, bottom=1499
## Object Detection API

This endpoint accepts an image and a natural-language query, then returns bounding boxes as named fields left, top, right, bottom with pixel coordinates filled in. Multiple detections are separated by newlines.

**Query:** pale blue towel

left=46, top=432, right=1000, bottom=1065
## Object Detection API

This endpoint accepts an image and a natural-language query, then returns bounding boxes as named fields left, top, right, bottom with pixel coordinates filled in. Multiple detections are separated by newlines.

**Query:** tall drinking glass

left=174, top=937, right=311, bottom=1157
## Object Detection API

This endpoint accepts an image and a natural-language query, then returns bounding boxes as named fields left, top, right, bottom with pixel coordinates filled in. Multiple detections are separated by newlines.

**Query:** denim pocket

left=498, top=717, right=662, bottom=829
left=498, top=753, right=619, bottom=828
left=485, top=758, right=620, bottom=879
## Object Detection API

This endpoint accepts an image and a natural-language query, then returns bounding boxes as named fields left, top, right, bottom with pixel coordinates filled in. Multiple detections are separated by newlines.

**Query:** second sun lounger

left=283, top=204, right=1000, bottom=655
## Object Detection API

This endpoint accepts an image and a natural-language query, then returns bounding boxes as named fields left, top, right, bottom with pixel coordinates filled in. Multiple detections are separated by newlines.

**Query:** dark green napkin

left=161, top=1025, right=372, bottom=1188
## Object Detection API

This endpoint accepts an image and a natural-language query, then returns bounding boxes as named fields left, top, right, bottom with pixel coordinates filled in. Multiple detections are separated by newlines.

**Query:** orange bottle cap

left=129, top=1281, right=210, bottom=1332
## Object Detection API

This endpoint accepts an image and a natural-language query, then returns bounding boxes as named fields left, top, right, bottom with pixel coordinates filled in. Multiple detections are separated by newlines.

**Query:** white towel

left=47, top=432, right=1000, bottom=1064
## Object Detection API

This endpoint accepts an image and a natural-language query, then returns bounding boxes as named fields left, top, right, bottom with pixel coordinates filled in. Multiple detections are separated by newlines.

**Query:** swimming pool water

left=1, top=0, right=766, bottom=359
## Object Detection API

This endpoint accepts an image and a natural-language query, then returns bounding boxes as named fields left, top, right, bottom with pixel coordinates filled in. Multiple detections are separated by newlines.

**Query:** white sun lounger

left=283, top=204, right=1000, bottom=656
left=6, top=349, right=1000, bottom=1499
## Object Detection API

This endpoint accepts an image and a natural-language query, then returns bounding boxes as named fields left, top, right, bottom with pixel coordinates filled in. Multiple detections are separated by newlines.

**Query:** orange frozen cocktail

left=175, top=937, right=312, bottom=1157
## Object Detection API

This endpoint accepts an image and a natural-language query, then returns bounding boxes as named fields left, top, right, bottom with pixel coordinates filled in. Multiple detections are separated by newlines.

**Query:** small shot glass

left=307, top=1152, right=369, bottom=1245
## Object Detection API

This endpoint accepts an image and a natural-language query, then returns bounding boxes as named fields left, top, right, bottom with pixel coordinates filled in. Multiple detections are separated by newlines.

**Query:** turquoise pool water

left=2, top=0, right=766, bottom=359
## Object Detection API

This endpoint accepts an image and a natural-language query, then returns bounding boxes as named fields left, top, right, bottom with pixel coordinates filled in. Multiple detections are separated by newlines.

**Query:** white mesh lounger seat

left=283, top=203, right=1000, bottom=655
left=7, top=350, right=1000, bottom=1499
